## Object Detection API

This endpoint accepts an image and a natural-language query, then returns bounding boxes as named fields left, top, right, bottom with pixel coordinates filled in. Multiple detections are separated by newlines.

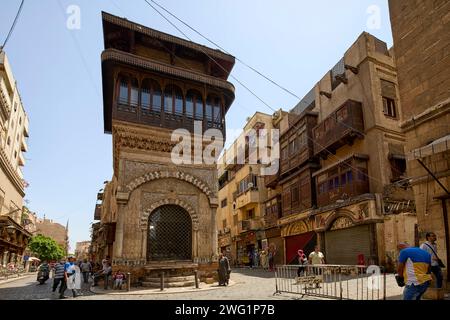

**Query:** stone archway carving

left=323, top=209, right=356, bottom=231
left=140, top=198, right=199, bottom=231
left=126, top=171, right=214, bottom=201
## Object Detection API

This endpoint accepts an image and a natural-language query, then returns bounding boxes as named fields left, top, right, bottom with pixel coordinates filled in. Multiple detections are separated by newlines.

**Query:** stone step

left=144, top=275, right=195, bottom=283
left=142, top=280, right=195, bottom=288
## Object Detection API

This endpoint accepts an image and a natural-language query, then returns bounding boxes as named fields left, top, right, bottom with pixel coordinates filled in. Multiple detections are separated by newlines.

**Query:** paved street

left=0, top=268, right=406, bottom=300
left=0, top=273, right=95, bottom=300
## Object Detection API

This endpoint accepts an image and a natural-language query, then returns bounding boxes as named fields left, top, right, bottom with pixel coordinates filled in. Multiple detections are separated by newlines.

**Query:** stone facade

left=97, top=12, right=235, bottom=283
left=264, top=32, right=417, bottom=267
left=389, top=0, right=450, bottom=282
left=0, top=51, right=31, bottom=266
left=75, top=241, right=91, bottom=260
left=217, top=112, right=278, bottom=266
left=35, top=218, right=69, bottom=253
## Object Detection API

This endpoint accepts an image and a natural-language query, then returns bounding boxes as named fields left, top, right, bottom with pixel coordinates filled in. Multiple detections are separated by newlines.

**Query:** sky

left=0, top=0, right=393, bottom=252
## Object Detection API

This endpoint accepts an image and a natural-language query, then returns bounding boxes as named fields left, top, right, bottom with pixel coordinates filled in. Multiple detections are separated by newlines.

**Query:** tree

left=28, top=235, right=65, bottom=261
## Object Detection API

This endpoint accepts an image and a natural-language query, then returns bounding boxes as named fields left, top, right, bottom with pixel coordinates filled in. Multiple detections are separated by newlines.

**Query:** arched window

left=141, top=79, right=162, bottom=112
left=164, top=85, right=183, bottom=115
left=205, top=98, right=213, bottom=121
left=206, top=95, right=223, bottom=124
left=130, top=78, right=139, bottom=108
left=186, top=90, right=202, bottom=119
left=118, top=77, right=129, bottom=105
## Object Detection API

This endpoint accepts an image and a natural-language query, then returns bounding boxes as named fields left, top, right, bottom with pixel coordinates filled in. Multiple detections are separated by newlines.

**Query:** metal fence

left=274, top=265, right=386, bottom=300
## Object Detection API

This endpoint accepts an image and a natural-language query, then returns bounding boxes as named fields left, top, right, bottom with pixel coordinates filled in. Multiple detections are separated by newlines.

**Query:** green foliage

left=28, top=235, right=65, bottom=261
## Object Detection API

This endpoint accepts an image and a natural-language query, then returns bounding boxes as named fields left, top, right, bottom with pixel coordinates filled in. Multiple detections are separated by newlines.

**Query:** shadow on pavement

left=231, top=267, right=276, bottom=279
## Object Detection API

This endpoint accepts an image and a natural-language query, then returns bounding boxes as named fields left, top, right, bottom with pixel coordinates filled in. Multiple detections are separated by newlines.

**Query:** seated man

left=113, top=270, right=126, bottom=290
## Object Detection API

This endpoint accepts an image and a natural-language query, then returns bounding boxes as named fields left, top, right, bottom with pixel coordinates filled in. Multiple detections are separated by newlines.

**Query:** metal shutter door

left=325, top=225, right=371, bottom=265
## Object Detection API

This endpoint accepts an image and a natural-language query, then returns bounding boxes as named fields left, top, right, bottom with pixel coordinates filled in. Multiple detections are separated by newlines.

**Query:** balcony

left=313, top=100, right=364, bottom=158
left=23, top=116, right=29, bottom=138
left=0, top=78, right=12, bottom=121
left=236, top=189, right=260, bottom=209
left=314, top=155, right=370, bottom=207
left=280, top=113, right=317, bottom=176
left=238, top=218, right=263, bottom=233
left=94, top=204, right=102, bottom=220
left=18, top=151, right=25, bottom=167
left=264, top=173, right=279, bottom=188
left=20, top=136, right=28, bottom=152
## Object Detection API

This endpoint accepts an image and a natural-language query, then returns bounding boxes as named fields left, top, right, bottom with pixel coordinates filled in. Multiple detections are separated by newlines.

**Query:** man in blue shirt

left=397, top=243, right=432, bottom=300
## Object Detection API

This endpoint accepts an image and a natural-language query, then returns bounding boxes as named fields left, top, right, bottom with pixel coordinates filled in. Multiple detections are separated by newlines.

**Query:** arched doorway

left=147, top=205, right=192, bottom=261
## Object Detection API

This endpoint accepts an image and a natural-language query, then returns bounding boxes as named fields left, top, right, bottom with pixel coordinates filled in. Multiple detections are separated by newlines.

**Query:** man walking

left=420, top=232, right=444, bottom=289
left=52, top=259, right=67, bottom=299
left=80, top=259, right=92, bottom=284
left=397, top=243, right=432, bottom=300
left=308, top=246, right=325, bottom=265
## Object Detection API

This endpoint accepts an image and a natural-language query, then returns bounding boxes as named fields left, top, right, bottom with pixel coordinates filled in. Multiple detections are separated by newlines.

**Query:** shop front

left=234, top=231, right=257, bottom=267
left=0, top=216, right=32, bottom=268
left=281, top=217, right=316, bottom=265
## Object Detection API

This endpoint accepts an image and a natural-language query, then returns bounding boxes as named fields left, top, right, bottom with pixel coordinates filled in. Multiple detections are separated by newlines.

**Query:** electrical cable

left=1, top=0, right=25, bottom=51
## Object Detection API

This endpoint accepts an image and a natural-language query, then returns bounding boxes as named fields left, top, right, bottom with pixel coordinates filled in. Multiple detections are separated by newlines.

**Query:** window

left=383, top=97, right=397, bottom=118
left=247, top=209, right=255, bottom=220
left=14, top=151, right=17, bottom=159
left=130, top=79, right=139, bottom=107
left=7, top=137, right=11, bottom=146
left=291, top=185, right=299, bottom=203
left=221, top=198, right=227, bottom=208
left=390, top=158, right=406, bottom=182
left=336, top=107, right=348, bottom=122
left=19, top=117, right=22, bottom=125
left=164, top=89, right=173, bottom=114
left=141, top=86, right=151, bottom=110
left=186, top=95, right=194, bottom=118
left=213, top=97, right=222, bottom=124
left=205, top=101, right=213, bottom=121
left=175, top=92, right=183, bottom=115
left=119, top=78, right=129, bottom=105
left=347, top=171, right=353, bottom=183
left=14, top=102, right=17, bottom=112
left=152, top=86, right=162, bottom=112
left=195, top=97, right=203, bottom=120
left=381, top=79, right=397, bottom=118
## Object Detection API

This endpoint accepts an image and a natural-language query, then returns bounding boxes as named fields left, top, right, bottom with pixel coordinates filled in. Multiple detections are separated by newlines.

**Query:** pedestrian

left=268, top=246, right=276, bottom=272
left=80, top=259, right=92, bottom=284
left=248, top=250, right=254, bottom=269
left=95, top=262, right=113, bottom=289
left=65, top=255, right=81, bottom=298
left=113, top=269, right=126, bottom=290
left=52, top=259, right=67, bottom=299
left=217, top=252, right=231, bottom=286
left=308, top=245, right=325, bottom=265
left=297, top=249, right=308, bottom=277
left=259, top=250, right=266, bottom=270
left=253, top=250, right=259, bottom=268
left=396, top=242, right=432, bottom=300
left=308, top=246, right=325, bottom=287
left=420, top=232, right=445, bottom=289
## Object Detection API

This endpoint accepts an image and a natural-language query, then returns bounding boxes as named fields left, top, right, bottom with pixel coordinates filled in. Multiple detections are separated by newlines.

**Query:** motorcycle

left=37, top=269, right=49, bottom=285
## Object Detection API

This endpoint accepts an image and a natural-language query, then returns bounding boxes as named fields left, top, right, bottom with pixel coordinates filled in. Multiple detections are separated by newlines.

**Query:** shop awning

left=407, top=134, right=450, bottom=161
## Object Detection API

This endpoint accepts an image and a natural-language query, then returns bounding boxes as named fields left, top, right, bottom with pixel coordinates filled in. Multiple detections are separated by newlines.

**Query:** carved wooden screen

left=147, top=205, right=192, bottom=261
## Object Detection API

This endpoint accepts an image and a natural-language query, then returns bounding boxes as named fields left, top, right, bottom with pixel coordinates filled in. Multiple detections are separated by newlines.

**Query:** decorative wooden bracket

left=335, top=74, right=348, bottom=84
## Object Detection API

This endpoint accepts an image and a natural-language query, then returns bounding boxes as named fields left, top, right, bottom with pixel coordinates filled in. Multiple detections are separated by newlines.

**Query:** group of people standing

left=49, top=255, right=126, bottom=299
left=243, top=247, right=276, bottom=271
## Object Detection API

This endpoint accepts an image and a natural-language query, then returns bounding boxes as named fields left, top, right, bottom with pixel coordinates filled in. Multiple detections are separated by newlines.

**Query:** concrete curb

left=89, top=280, right=237, bottom=296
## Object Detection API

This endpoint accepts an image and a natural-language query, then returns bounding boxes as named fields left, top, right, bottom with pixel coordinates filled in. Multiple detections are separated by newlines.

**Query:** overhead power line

left=1, top=0, right=25, bottom=51
left=148, top=0, right=303, bottom=101
left=142, top=0, right=384, bottom=186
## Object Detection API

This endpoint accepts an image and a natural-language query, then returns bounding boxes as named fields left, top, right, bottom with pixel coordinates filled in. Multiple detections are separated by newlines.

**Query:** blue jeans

left=431, top=266, right=443, bottom=288
left=403, top=281, right=431, bottom=300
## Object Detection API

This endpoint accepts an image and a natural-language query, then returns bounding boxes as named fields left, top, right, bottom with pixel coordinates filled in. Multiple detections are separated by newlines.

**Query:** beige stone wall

left=389, top=0, right=450, bottom=121
left=35, top=219, right=68, bottom=252
left=312, top=32, right=404, bottom=194
left=383, top=213, right=417, bottom=271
